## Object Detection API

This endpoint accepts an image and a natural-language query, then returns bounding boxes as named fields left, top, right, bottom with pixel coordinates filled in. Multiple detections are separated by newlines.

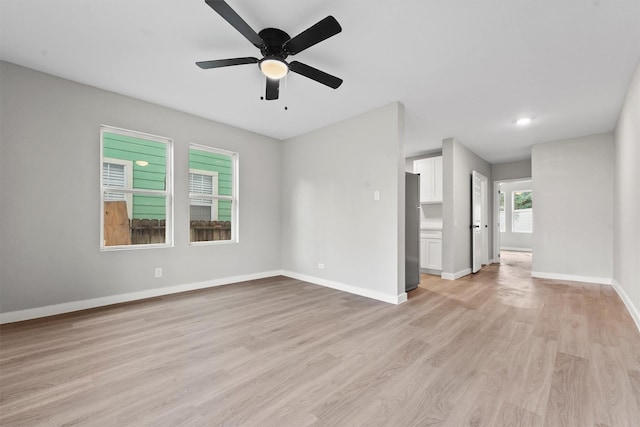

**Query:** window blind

left=103, top=162, right=126, bottom=201
left=189, top=173, right=213, bottom=206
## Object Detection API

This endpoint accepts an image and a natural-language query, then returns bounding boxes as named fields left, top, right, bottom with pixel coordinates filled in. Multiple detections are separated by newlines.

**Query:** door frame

left=492, top=177, right=533, bottom=263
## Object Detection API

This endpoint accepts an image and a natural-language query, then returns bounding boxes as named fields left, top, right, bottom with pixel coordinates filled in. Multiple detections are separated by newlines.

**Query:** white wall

left=614, top=60, right=640, bottom=328
left=531, top=133, right=614, bottom=283
left=442, top=138, right=492, bottom=278
left=499, top=180, right=533, bottom=251
left=492, top=159, right=531, bottom=182
left=0, top=61, right=282, bottom=314
left=281, top=103, right=406, bottom=303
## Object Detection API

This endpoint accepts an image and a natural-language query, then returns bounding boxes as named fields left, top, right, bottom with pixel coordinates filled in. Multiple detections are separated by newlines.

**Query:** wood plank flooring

left=1, top=251, right=639, bottom=426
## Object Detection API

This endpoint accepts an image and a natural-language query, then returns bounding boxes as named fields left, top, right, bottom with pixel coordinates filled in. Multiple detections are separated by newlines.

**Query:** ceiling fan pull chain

left=284, top=75, right=288, bottom=110
left=259, top=75, right=264, bottom=100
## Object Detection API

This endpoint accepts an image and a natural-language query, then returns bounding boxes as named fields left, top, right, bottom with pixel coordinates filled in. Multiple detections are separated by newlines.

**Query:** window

left=512, top=190, right=532, bottom=233
left=498, top=191, right=505, bottom=232
left=189, top=144, right=237, bottom=243
left=103, top=158, right=133, bottom=218
left=100, top=126, right=173, bottom=249
left=189, top=170, right=218, bottom=221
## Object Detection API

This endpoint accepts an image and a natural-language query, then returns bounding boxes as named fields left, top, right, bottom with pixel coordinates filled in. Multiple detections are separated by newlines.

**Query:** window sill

left=189, top=240, right=238, bottom=247
left=100, top=243, right=173, bottom=251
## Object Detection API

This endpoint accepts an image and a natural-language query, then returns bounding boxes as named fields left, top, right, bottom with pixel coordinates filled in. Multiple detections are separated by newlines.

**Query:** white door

left=472, top=170, right=488, bottom=273
left=481, top=177, right=489, bottom=265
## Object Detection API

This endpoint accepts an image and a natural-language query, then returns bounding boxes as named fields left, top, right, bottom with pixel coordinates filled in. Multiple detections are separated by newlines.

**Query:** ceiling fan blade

left=284, top=16, right=342, bottom=55
left=196, top=57, right=259, bottom=69
left=289, top=61, right=343, bottom=89
left=265, top=78, right=280, bottom=100
left=205, top=0, right=264, bottom=48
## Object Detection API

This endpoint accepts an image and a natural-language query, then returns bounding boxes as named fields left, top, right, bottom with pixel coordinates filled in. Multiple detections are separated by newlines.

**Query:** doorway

left=493, top=179, right=533, bottom=264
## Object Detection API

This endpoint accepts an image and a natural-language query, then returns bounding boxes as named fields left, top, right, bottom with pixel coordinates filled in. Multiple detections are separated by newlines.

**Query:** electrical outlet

left=318, top=263, right=325, bottom=270
left=373, top=190, right=380, bottom=201
left=155, top=267, right=163, bottom=278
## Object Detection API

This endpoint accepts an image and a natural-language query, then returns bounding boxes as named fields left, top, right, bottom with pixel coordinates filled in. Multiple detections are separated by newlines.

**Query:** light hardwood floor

left=1, top=251, right=639, bottom=426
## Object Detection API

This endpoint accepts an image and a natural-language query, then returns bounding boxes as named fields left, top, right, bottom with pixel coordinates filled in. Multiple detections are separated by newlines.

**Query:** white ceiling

left=1, top=0, right=638, bottom=163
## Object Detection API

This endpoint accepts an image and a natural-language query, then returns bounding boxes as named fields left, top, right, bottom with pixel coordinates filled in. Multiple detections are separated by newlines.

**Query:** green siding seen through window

left=188, top=149, right=232, bottom=222
left=101, top=126, right=172, bottom=249
left=188, top=144, right=237, bottom=243
left=103, top=132, right=167, bottom=220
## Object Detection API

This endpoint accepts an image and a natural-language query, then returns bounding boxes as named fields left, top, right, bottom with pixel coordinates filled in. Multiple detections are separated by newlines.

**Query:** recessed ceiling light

left=135, top=160, right=149, bottom=167
left=516, top=117, right=532, bottom=126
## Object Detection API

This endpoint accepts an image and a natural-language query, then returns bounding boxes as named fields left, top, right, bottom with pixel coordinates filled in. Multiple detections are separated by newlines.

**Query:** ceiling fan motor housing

left=258, top=28, right=291, bottom=60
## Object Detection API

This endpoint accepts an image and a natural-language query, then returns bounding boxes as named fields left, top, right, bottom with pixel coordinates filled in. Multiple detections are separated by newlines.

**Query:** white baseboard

left=441, top=268, right=472, bottom=281
left=420, top=268, right=442, bottom=275
left=531, top=271, right=612, bottom=285
left=281, top=270, right=406, bottom=305
left=612, top=280, right=640, bottom=333
left=0, top=270, right=282, bottom=324
left=500, top=247, right=532, bottom=252
left=397, top=292, right=408, bottom=304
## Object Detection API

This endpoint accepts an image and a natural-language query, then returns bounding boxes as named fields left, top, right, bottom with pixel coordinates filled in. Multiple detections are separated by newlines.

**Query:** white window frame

left=189, top=143, right=239, bottom=245
left=511, top=189, right=532, bottom=234
left=100, top=125, right=174, bottom=250
left=189, top=169, right=219, bottom=221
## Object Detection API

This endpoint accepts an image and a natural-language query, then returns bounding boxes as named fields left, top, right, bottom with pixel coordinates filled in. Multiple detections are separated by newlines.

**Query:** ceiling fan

left=196, top=0, right=343, bottom=100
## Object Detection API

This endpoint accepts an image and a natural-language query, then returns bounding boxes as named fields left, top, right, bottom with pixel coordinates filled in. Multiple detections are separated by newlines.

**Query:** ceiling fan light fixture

left=260, top=58, right=288, bottom=80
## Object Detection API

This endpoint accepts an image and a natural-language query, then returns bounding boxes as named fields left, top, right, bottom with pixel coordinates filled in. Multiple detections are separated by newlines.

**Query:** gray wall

left=281, top=103, right=405, bottom=300
left=531, top=133, right=614, bottom=281
left=499, top=180, right=533, bottom=250
left=0, top=61, right=282, bottom=313
left=614, top=60, right=640, bottom=319
left=492, top=159, right=532, bottom=182
left=442, top=138, right=492, bottom=276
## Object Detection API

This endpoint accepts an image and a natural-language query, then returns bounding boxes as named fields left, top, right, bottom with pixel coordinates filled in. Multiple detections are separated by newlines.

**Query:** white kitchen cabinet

left=413, top=156, right=443, bottom=203
left=420, top=230, right=442, bottom=270
left=424, top=238, right=442, bottom=270
left=420, top=238, right=429, bottom=269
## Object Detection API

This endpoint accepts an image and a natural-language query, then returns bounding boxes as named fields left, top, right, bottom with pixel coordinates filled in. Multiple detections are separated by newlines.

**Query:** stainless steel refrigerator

left=405, top=172, right=420, bottom=291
